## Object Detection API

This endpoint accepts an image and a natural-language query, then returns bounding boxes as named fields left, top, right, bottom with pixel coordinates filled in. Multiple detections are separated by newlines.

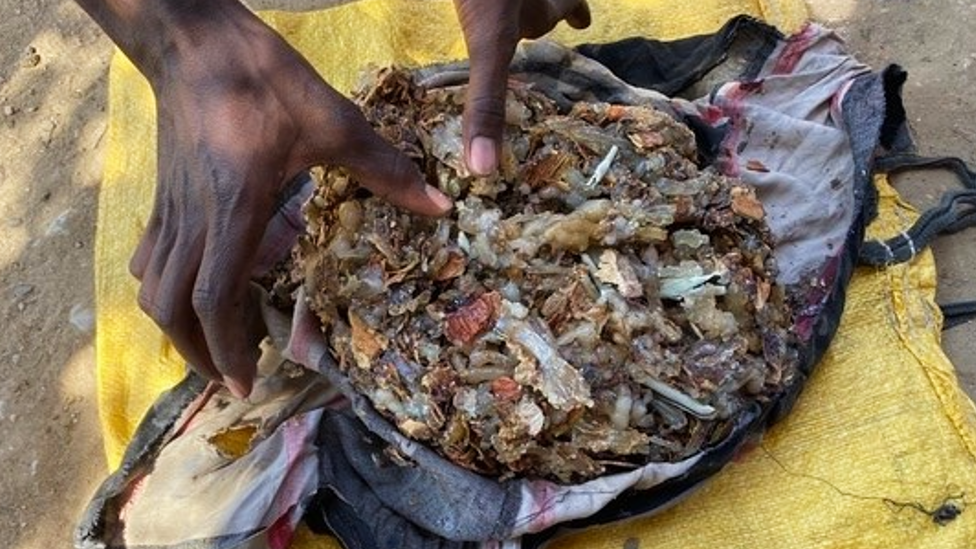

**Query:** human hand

left=453, top=0, right=591, bottom=175
left=80, top=0, right=451, bottom=397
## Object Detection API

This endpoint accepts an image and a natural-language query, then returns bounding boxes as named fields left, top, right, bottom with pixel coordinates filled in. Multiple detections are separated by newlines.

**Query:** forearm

left=72, top=0, right=250, bottom=81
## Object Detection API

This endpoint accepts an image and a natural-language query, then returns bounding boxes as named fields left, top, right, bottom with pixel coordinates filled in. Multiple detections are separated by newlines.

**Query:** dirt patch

left=0, top=1, right=110, bottom=544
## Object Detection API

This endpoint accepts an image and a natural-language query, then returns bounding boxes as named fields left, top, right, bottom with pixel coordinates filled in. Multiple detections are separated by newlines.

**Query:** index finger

left=191, top=169, right=273, bottom=398
left=453, top=0, right=521, bottom=176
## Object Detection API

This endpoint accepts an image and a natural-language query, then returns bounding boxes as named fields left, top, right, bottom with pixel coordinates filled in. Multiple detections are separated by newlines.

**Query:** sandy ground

left=1, top=0, right=974, bottom=546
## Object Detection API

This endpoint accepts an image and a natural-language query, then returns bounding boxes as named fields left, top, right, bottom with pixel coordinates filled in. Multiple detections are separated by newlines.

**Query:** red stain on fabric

left=267, top=512, right=295, bottom=549
left=772, top=23, right=817, bottom=75
left=716, top=81, right=765, bottom=177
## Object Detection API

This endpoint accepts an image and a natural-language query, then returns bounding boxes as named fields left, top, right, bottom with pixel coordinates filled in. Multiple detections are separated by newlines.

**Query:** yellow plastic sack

left=94, top=1, right=976, bottom=547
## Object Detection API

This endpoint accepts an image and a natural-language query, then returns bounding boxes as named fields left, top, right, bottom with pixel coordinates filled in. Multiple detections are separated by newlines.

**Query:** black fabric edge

left=75, top=373, right=208, bottom=548
left=942, top=301, right=976, bottom=331
left=575, top=15, right=783, bottom=96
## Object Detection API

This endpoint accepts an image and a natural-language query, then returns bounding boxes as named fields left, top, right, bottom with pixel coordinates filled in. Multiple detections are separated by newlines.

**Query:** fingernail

left=224, top=376, right=252, bottom=399
left=468, top=136, right=498, bottom=176
left=426, top=185, right=454, bottom=213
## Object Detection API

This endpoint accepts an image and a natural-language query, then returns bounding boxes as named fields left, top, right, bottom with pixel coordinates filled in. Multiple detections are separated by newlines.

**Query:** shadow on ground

left=0, top=0, right=109, bottom=545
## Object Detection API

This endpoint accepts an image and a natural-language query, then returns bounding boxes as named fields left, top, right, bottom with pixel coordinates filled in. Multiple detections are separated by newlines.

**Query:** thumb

left=338, top=127, right=453, bottom=217
left=298, top=76, right=452, bottom=217
left=566, top=1, right=592, bottom=29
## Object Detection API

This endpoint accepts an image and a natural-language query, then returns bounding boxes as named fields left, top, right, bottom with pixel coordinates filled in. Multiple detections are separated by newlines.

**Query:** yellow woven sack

left=94, top=1, right=976, bottom=547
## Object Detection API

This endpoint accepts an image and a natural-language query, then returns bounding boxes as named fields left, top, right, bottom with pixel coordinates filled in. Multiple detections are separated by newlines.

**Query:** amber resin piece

left=292, top=67, right=796, bottom=483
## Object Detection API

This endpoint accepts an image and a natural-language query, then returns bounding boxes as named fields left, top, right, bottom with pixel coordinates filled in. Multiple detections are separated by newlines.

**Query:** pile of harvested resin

left=293, top=67, right=796, bottom=483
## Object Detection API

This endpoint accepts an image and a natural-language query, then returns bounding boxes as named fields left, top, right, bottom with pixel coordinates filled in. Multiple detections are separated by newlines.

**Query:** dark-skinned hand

left=75, top=0, right=589, bottom=398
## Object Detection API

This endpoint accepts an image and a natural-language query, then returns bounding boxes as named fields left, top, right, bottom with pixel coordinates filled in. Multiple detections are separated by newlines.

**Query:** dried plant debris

left=292, top=67, right=797, bottom=483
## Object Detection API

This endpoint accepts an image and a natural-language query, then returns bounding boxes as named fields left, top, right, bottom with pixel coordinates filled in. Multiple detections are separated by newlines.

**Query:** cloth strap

left=860, top=154, right=976, bottom=267
left=942, top=301, right=976, bottom=330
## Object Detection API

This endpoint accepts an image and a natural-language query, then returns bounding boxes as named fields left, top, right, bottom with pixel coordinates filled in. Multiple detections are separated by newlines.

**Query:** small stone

left=11, top=283, right=34, bottom=300
left=45, top=208, right=72, bottom=237
left=39, top=118, right=57, bottom=145
left=9, top=413, right=17, bottom=422
left=3, top=105, right=14, bottom=117
left=69, top=304, right=95, bottom=333
left=10, top=354, right=19, bottom=365
left=21, top=46, right=41, bottom=68
left=17, top=301, right=26, bottom=312
left=74, top=241, right=84, bottom=249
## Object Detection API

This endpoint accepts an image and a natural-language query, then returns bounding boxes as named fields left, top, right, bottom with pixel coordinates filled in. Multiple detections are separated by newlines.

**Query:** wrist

left=74, top=0, right=253, bottom=82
